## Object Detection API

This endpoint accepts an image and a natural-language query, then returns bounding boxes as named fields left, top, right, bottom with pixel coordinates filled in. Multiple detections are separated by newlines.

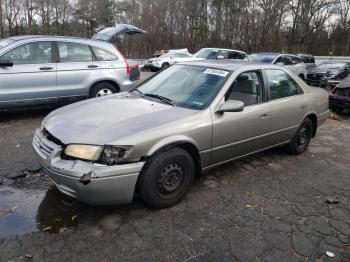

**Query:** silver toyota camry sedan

left=33, top=60, right=329, bottom=208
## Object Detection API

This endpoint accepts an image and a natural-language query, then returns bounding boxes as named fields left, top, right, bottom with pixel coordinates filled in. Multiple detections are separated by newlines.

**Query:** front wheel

left=286, top=118, right=313, bottom=155
left=138, top=147, right=195, bottom=208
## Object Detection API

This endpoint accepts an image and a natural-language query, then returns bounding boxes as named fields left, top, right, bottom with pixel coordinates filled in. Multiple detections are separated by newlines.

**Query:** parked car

left=0, top=24, right=145, bottom=110
left=248, top=53, right=308, bottom=80
left=306, top=61, right=350, bottom=88
left=146, top=49, right=192, bottom=71
left=297, top=54, right=316, bottom=71
left=174, top=48, right=247, bottom=63
left=33, top=60, right=329, bottom=208
left=329, top=76, right=350, bottom=113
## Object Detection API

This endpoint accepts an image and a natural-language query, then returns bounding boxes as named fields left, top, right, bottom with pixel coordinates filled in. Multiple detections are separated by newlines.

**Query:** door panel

left=211, top=103, right=272, bottom=165
left=0, top=41, right=57, bottom=108
left=264, top=69, right=308, bottom=144
left=56, top=41, right=101, bottom=103
left=211, top=70, right=271, bottom=165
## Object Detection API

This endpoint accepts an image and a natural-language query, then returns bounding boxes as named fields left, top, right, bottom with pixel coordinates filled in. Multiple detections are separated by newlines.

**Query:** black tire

left=299, top=74, right=305, bottom=81
left=161, top=63, right=170, bottom=69
left=138, top=147, right=195, bottom=208
left=286, top=118, right=313, bottom=155
left=89, top=82, right=118, bottom=98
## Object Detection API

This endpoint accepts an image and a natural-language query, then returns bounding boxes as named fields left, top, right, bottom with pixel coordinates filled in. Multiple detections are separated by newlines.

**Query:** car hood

left=43, top=93, right=197, bottom=145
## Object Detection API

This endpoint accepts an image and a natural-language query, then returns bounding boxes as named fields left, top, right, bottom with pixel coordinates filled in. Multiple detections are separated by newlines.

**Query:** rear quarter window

left=92, top=47, right=118, bottom=61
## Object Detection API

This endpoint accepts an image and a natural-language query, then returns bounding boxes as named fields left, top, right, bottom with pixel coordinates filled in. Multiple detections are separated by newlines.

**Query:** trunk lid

left=92, top=24, right=146, bottom=42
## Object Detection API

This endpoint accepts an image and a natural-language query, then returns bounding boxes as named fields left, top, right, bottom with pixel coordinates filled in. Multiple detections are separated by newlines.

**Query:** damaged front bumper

left=32, top=129, right=145, bottom=205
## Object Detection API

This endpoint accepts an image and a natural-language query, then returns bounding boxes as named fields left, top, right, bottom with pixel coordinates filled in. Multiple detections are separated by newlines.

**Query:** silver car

left=0, top=25, right=144, bottom=110
left=33, top=61, right=329, bottom=208
left=248, top=53, right=308, bottom=80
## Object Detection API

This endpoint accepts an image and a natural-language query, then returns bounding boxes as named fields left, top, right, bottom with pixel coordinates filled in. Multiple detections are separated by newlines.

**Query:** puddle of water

left=0, top=186, right=46, bottom=237
left=0, top=182, right=149, bottom=238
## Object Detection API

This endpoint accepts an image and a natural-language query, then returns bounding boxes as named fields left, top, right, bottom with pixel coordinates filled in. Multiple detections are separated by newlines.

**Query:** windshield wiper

left=129, top=88, right=144, bottom=97
left=144, top=93, right=176, bottom=106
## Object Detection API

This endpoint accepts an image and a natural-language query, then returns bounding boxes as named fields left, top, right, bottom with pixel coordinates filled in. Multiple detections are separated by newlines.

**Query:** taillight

left=115, top=48, right=131, bottom=74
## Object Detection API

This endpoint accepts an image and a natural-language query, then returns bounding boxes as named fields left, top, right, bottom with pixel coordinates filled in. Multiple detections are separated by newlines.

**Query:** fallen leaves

left=0, top=205, right=17, bottom=218
left=326, top=251, right=335, bottom=258
left=326, top=197, right=339, bottom=204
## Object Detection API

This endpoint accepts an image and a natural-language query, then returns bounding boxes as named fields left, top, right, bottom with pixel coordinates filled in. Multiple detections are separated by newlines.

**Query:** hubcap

left=297, top=125, right=309, bottom=147
left=96, top=88, right=113, bottom=97
left=157, top=163, right=184, bottom=195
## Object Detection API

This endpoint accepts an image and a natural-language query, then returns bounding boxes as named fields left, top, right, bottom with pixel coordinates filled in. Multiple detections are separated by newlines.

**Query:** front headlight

left=99, top=145, right=134, bottom=165
left=65, top=144, right=103, bottom=161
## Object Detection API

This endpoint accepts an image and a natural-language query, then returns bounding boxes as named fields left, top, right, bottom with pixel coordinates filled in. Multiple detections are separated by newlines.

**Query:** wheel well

left=89, top=80, right=120, bottom=96
left=306, top=114, right=317, bottom=137
left=148, top=142, right=202, bottom=178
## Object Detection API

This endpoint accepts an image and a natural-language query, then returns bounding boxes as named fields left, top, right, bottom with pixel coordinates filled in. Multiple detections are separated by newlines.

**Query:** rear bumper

left=32, top=129, right=144, bottom=205
left=119, top=79, right=135, bottom=92
left=317, top=110, right=329, bottom=127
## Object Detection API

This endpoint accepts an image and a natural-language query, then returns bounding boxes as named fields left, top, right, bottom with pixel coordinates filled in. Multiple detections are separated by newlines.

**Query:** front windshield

left=248, top=54, right=278, bottom=63
left=136, top=65, right=229, bottom=110
left=194, top=49, right=219, bottom=59
left=317, top=63, right=346, bottom=70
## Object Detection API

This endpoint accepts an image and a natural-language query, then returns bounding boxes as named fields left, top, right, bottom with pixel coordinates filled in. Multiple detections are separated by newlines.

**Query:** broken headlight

left=65, top=144, right=103, bottom=161
left=99, top=146, right=134, bottom=165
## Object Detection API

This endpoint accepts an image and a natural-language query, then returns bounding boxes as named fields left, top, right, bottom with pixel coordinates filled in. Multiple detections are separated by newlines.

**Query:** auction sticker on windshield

left=203, top=69, right=229, bottom=77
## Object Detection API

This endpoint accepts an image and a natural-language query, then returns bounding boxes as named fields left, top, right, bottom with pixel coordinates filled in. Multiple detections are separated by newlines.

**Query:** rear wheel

left=89, top=82, right=118, bottom=98
left=299, top=74, right=305, bottom=81
left=286, top=118, right=313, bottom=155
left=138, top=147, right=195, bottom=208
left=162, top=63, right=170, bottom=69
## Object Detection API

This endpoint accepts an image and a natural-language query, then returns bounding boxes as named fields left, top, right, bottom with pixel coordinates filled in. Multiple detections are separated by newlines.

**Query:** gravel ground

left=0, top=81, right=349, bottom=261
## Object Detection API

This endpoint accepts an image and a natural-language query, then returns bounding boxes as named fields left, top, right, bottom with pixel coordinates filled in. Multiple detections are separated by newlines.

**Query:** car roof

left=3, top=35, right=109, bottom=46
left=177, top=59, right=277, bottom=71
left=200, top=47, right=246, bottom=54
left=250, top=52, right=299, bottom=57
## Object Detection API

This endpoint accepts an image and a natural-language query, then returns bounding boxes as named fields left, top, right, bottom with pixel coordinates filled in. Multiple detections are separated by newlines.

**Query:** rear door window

left=58, top=42, right=93, bottom=63
left=92, top=47, right=118, bottom=61
left=265, top=69, right=303, bottom=100
left=0, top=42, right=52, bottom=65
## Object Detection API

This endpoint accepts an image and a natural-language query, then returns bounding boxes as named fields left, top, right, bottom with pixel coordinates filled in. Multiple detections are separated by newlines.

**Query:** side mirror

left=217, top=55, right=224, bottom=60
left=216, top=100, right=244, bottom=114
left=275, top=62, right=284, bottom=66
left=0, top=61, right=13, bottom=67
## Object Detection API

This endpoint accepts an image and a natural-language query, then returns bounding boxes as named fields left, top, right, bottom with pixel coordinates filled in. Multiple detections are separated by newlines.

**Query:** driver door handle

left=39, top=66, right=53, bottom=71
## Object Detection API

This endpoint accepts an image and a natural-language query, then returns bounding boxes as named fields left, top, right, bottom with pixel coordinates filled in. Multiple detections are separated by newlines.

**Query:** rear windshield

left=0, top=39, right=13, bottom=50
left=333, top=87, right=350, bottom=97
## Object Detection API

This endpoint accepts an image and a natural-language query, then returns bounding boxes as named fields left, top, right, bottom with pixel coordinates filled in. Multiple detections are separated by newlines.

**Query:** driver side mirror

left=216, top=100, right=244, bottom=114
left=217, top=55, right=224, bottom=60
left=275, top=62, right=284, bottom=66
left=0, top=60, right=13, bottom=67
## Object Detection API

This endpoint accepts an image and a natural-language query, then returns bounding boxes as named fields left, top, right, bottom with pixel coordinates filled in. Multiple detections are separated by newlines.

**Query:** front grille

left=307, top=73, right=323, bottom=80
left=42, top=128, right=63, bottom=146
left=33, top=130, right=61, bottom=159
